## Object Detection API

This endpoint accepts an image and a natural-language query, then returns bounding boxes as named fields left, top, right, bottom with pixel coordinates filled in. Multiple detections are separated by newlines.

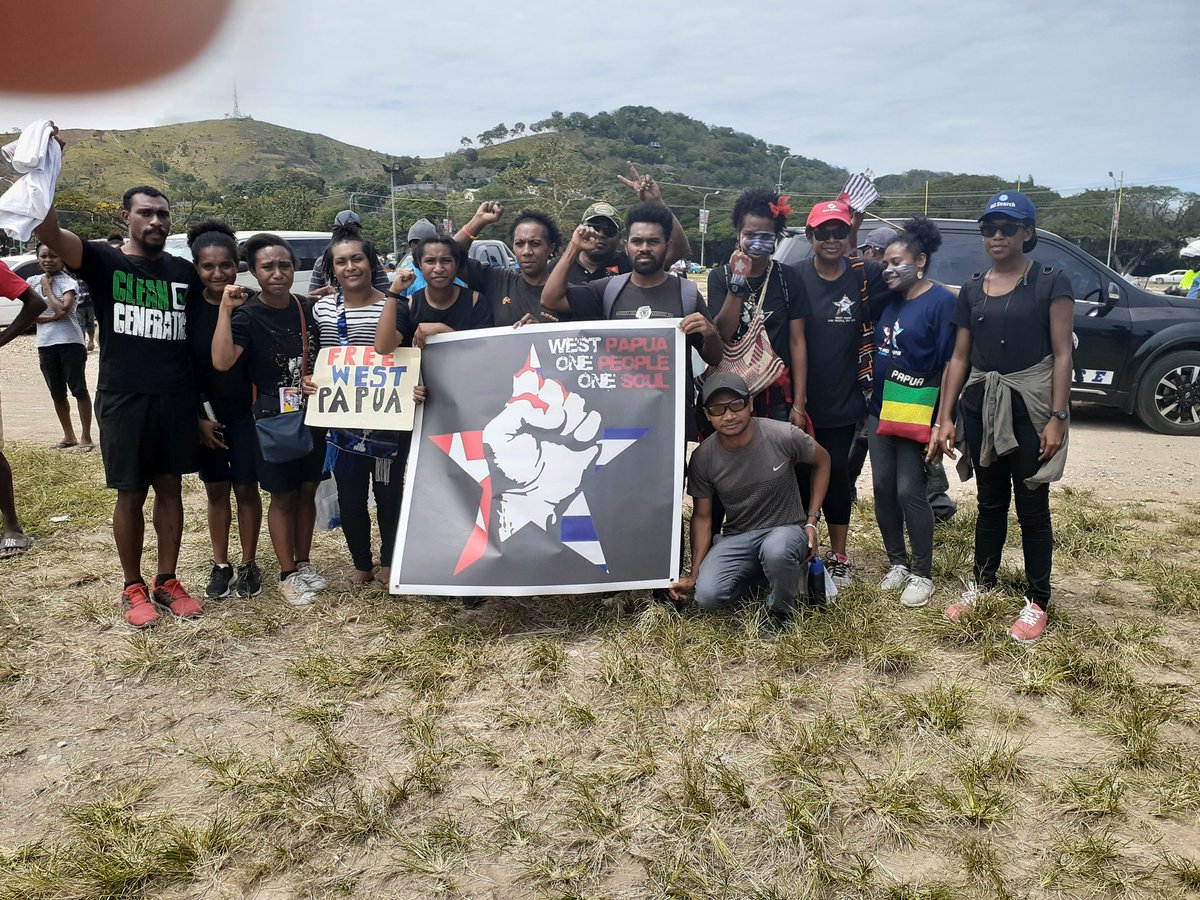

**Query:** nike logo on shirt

left=772, top=462, right=787, bottom=471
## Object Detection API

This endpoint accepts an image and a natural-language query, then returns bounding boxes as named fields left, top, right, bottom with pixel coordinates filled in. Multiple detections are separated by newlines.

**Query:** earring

left=917, top=269, right=925, bottom=279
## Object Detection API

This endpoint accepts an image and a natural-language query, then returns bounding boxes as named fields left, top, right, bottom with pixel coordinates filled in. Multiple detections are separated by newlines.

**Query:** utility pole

left=700, top=190, right=719, bottom=268
left=776, top=155, right=799, bottom=193
left=382, top=160, right=404, bottom=260
left=1107, top=170, right=1124, bottom=270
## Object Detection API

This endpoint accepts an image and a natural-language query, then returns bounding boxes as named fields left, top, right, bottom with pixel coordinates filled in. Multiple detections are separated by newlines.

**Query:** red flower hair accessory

left=770, top=195, right=793, bottom=218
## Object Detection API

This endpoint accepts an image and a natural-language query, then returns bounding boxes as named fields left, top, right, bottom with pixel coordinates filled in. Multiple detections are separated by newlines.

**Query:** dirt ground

left=2, top=333, right=1194, bottom=503
left=2, top=331, right=1199, bottom=898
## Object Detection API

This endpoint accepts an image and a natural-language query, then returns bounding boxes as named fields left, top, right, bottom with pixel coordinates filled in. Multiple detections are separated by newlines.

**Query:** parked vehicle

left=399, top=238, right=518, bottom=274
left=0, top=254, right=38, bottom=327
left=1149, top=269, right=1187, bottom=285
left=775, top=219, right=1200, bottom=435
left=165, top=230, right=331, bottom=295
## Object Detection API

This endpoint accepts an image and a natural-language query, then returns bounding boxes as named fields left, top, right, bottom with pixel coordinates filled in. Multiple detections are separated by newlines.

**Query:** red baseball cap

left=806, top=200, right=852, bottom=228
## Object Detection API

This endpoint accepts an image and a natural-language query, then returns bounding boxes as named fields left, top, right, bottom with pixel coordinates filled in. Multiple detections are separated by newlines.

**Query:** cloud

left=1, top=0, right=1193, bottom=193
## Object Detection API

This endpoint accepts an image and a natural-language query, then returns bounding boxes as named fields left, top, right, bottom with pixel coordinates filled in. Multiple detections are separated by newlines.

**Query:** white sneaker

left=900, top=575, right=935, bottom=608
left=296, top=562, right=327, bottom=591
left=281, top=571, right=317, bottom=607
left=879, top=564, right=911, bottom=591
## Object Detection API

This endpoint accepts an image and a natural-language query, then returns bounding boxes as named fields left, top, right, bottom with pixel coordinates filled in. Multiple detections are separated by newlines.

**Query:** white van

left=164, top=230, right=331, bottom=296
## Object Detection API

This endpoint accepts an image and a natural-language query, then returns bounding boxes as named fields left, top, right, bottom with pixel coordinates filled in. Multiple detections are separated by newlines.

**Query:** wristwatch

left=1051, top=409, right=1069, bottom=421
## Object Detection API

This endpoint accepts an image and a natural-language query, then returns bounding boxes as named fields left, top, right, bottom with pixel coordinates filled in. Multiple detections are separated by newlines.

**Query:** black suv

left=775, top=220, right=1200, bottom=436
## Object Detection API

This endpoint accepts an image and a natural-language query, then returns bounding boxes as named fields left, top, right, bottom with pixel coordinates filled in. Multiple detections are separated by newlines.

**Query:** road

left=0, top=334, right=1193, bottom=502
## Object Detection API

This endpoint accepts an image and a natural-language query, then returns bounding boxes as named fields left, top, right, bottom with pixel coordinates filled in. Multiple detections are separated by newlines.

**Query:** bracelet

left=804, top=523, right=818, bottom=531
left=930, top=423, right=941, bottom=429
left=462, top=227, right=477, bottom=241
left=384, top=290, right=404, bottom=300
left=792, top=405, right=804, bottom=413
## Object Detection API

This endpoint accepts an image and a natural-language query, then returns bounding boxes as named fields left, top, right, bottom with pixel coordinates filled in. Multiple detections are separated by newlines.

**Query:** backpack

left=960, top=264, right=1062, bottom=322
left=601, top=272, right=702, bottom=319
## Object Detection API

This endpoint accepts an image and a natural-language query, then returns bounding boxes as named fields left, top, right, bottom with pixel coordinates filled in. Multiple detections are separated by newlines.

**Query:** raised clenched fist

left=483, top=352, right=602, bottom=540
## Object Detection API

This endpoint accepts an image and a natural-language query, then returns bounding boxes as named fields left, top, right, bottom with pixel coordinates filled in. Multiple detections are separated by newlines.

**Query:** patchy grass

left=1, top=443, right=1200, bottom=897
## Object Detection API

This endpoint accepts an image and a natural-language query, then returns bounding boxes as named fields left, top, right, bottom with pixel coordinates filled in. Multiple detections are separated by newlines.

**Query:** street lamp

left=1107, top=170, right=1124, bottom=270
left=776, top=154, right=799, bottom=193
left=382, top=160, right=404, bottom=260
left=700, top=190, right=720, bottom=267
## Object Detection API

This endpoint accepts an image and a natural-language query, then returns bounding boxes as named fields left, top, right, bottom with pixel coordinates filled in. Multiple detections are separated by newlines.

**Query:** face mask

left=741, top=232, right=776, bottom=258
left=884, top=262, right=916, bottom=285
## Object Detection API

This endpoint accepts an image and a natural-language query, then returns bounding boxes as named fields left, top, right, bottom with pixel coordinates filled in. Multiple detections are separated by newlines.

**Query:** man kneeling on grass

left=669, top=374, right=831, bottom=636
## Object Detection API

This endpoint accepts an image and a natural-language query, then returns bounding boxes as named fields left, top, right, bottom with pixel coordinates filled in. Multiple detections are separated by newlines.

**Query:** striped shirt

left=312, top=294, right=388, bottom=348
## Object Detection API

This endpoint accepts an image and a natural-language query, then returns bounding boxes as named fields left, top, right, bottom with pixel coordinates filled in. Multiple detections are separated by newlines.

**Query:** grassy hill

left=19, top=119, right=392, bottom=199
left=4, top=108, right=1192, bottom=273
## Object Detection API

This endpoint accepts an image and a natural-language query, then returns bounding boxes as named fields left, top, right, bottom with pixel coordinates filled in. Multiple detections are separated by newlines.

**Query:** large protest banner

left=391, top=320, right=685, bottom=597
left=305, top=345, right=421, bottom=430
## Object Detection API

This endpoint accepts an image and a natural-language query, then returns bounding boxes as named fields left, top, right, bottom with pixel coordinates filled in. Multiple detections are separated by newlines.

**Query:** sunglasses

left=704, top=397, right=750, bottom=416
left=979, top=222, right=1025, bottom=238
left=813, top=224, right=851, bottom=241
left=587, top=220, right=619, bottom=237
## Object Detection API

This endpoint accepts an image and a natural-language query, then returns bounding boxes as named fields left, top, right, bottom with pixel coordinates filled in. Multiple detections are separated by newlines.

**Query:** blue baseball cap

left=979, top=191, right=1036, bottom=223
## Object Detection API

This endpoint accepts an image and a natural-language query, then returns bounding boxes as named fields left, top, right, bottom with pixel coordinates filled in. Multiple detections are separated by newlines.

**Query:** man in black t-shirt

left=542, top=202, right=721, bottom=364
left=563, top=202, right=633, bottom=285
left=36, top=179, right=205, bottom=629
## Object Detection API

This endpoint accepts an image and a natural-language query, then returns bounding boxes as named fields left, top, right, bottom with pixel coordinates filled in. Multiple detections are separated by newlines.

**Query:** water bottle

left=807, top=555, right=828, bottom=609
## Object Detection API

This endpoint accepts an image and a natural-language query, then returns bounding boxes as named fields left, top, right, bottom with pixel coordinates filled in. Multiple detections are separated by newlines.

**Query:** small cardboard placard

left=304, top=345, right=421, bottom=431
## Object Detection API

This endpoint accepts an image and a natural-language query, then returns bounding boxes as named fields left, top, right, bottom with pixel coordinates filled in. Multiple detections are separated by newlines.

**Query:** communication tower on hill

left=225, top=85, right=251, bottom=120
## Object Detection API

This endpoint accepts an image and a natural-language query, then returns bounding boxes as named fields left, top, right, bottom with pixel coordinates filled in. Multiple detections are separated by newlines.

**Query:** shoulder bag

left=254, top=297, right=314, bottom=464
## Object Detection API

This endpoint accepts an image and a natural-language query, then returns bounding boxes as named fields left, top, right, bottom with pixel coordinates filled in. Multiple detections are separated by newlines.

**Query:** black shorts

left=255, top=424, right=328, bottom=494
left=38, top=343, right=89, bottom=403
left=197, top=415, right=258, bottom=486
left=79, top=303, right=96, bottom=332
left=95, top=390, right=199, bottom=491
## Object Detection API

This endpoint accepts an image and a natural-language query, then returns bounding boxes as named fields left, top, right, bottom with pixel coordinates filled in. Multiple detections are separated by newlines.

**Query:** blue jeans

left=694, top=525, right=806, bottom=615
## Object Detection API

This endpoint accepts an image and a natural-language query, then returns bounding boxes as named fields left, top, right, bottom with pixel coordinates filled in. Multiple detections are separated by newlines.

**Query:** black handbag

left=254, top=298, right=313, bottom=464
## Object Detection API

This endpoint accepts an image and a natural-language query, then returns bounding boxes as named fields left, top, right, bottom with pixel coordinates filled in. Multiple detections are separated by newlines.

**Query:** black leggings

left=332, top=447, right=406, bottom=572
left=961, top=390, right=1052, bottom=606
left=798, top=423, right=857, bottom=527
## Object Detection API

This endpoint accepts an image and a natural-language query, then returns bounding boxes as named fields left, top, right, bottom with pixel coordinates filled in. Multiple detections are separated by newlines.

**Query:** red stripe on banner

left=510, top=392, right=550, bottom=412
left=429, top=434, right=453, bottom=454
left=454, top=526, right=488, bottom=575
left=460, top=430, right=485, bottom=460
left=478, top=476, right=492, bottom=531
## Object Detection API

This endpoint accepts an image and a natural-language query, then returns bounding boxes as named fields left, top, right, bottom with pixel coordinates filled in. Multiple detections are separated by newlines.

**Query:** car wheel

left=1135, top=350, right=1200, bottom=436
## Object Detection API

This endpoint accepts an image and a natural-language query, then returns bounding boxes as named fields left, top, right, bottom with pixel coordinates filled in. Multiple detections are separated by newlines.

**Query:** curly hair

left=888, top=216, right=943, bottom=271
left=730, top=188, right=789, bottom=235
left=511, top=208, right=562, bottom=253
left=186, top=218, right=237, bottom=262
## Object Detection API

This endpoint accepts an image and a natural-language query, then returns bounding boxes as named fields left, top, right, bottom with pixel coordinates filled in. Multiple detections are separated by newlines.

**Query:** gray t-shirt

left=687, top=418, right=818, bottom=535
left=28, top=272, right=83, bottom=348
left=564, top=272, right=709, bottom=322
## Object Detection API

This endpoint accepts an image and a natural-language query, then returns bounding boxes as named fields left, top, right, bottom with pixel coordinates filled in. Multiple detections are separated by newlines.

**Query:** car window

left=1028, top=242, right=1103, bottom=301
left=290, top=239, right=328, bottom=271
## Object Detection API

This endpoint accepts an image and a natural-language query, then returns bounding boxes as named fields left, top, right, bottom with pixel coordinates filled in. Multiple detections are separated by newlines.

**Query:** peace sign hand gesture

left=618, top=161, right=662, bottom=203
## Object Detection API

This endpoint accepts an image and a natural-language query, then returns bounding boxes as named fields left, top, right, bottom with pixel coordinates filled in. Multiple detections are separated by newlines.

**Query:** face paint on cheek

left=884, top=263, right=916, bottom=284
left=741, top=235, right=777, bottom=258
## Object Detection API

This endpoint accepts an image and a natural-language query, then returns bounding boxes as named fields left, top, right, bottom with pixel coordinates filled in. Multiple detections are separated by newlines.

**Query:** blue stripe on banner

left=604, top=427, right=650, bottom=440
left=561, top=516, right=599, bottom=542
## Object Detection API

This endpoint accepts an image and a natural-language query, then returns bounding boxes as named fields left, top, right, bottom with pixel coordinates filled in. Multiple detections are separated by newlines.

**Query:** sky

left=2, top=0, right=1194, bottom=196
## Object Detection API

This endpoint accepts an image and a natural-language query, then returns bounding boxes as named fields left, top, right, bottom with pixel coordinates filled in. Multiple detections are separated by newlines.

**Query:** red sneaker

left=152, top=578, right=204, bottom=620
left=122, top=582, right=159, bottom=629
left=1009, top=598, right=1048, bottom=644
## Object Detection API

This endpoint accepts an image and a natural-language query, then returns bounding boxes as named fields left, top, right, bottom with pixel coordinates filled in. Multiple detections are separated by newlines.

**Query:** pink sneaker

left=945, top=582, right=978, bottom=622
left=152, top=578, right=204, bottom=620
left=1009, top=598, right=1048, bottom=644
left=121, top=582, right=159, bottom=629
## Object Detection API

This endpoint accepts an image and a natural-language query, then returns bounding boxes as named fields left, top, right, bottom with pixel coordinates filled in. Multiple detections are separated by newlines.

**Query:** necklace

left=980, top=262, right=1031, bottom=345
